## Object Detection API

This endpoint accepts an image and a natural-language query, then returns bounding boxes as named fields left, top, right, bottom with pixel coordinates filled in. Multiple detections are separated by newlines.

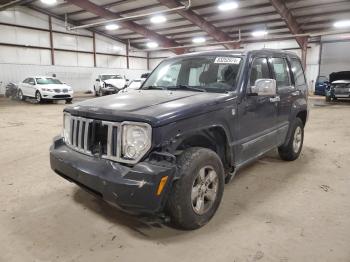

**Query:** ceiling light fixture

left=192, top=37, right=206, bottom=43
left=218, top=1, right=238, bottom=11
left=150, top=15, right=167, bottom=24
left=105, top=24, right=120, bottom=30
left=147, top=42, right=159, bottom=48
left=251, top=30, right=268, bottom=37
left=40, top=0, right=57, bottom=5
left=334, top=20, right=350, bottom=28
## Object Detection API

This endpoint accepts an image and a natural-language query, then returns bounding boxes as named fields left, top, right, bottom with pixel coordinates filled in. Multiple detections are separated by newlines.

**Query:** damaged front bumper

left=50, top=137, right=177, bottom=215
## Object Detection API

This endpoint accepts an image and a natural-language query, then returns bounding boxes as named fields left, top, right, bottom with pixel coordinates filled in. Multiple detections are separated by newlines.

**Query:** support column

left=301, top=37, right=308, bottom=70
left=147, top=52, right=150, bottom=71
left=48, top=15, right=55, bottom=65
left=126, top=41, right=130, bottom=69
left=92, top=32, right=96, bottom=67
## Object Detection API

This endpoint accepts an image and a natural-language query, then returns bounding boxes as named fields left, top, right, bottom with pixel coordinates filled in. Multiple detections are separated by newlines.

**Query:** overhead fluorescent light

left=334, top=20, right=350, bottom=28
left=150, top=15, right=167, bottom=24
left=40, top=0, right=57, bottom=4
left=218, top=1, right=238, bottom=11
left=105, top=24, right=120, bottom=30
left=192, top=37, right=206, bottom=43
left=251, top=30, right=268, bottom=37
left=147, top=42, right=159, bottom=48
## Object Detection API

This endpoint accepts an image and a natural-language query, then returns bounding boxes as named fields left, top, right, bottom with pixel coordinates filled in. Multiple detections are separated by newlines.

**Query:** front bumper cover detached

left=50, top=137, right=177, bottom=214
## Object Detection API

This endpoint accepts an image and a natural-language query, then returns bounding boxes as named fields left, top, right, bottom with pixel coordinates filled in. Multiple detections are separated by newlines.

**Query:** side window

left=270, top=57, right=291, bottom=87
left=28, top=78, right=35, bottom=85
left=250, top=57, right=270, bottom=87
left=23, top=78, right=29, bottom=83
left=290, top=58, right=306, bottom=86
left=189, top=64, right=206, bottom=86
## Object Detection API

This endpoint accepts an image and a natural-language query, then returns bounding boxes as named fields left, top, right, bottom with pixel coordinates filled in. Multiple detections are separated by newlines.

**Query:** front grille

left=53, top=95, right=70, bottom=98
left=66, top=115, right=121, bottom=161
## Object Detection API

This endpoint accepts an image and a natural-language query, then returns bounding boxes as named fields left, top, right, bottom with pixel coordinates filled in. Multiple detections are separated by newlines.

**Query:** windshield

left=317, top=76, right=328, bottom=83
left=142, top=55, right=242, bottom=92
left=101, top=75, right=123, bottom=80
left=36, top=78, right=63, bottom=85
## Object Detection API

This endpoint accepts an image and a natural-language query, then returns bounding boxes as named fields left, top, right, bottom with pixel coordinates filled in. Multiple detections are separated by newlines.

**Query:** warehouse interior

left=0, top=0, right=350, bottom=261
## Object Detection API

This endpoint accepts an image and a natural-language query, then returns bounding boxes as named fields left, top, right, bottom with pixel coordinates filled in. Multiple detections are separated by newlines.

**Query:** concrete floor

left=0, top=96, right=350, bottom=262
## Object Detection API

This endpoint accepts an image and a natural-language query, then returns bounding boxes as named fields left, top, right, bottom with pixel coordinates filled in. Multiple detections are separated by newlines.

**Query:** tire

left=35, top=91, right=42, bottom=103
left=66, top=98, right=73, bottom=103
left=278, top=118, right=304, bottom=161
left=97, top=87, right=103, bottom=97
left=18, top=89, right=26, bottom=101
left=325, top=95, right=331, bottom=102
left=94, top=86, right=98, bottom=97
left=167, top=147, right=225, bottom=230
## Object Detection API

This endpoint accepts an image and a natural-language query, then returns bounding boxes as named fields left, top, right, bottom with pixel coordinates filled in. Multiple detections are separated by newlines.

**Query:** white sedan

left=94, top=74, right=127, bottom=96
left=18, top=76, right=74, bottom=103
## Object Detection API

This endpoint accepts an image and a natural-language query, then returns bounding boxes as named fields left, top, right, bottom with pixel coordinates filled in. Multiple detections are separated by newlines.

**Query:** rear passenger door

left=269, top=56, right=294, bottom=145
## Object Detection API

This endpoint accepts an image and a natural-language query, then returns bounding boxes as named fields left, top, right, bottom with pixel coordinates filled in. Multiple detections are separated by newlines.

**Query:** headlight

left=42, top=88, right=53, bottom=92
left=63, top=113, right=71, bottom=144
left=122, top=123, right=152, bottom=161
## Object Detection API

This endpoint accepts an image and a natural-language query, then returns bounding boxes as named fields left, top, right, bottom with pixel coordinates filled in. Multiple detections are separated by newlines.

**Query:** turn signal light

left=156, top=176, right=168, bottom=196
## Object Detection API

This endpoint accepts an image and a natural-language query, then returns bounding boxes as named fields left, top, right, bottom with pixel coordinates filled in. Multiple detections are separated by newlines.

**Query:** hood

left=103, top=78, right=126, bottom=88
left=65, top=90, right=235, bottom=127
left=38, top=84, right=70, bottom=89
left=330, top=71, right=350, bottom=83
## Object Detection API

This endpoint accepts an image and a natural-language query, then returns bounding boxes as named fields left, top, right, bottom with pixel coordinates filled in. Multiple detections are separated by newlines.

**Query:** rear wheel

left=66, top=98, right=73, bottom=103
left=167, top=147, right=224, bottom=230
left=278, top=118, right=304, bottom=161
left=18, top=89, right=26, bottom=101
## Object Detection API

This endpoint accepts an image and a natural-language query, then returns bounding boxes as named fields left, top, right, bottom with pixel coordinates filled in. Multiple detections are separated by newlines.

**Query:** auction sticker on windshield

left=214, top=57, right=241, bottom=64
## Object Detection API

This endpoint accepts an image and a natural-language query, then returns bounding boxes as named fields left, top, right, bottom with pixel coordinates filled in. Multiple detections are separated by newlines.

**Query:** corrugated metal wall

left=0, top=7, right=149, bottom=93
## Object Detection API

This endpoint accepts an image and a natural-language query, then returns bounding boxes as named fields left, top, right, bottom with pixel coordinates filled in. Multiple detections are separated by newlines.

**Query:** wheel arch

left=173, top=125, right=232, bottom=171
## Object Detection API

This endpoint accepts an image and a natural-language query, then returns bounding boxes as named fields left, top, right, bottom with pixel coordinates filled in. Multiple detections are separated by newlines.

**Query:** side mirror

left=96, top=79, right=100, bottom=82
left=126, top=79, right=129, bottom=82
left=251, top=79, right=276, bottom=96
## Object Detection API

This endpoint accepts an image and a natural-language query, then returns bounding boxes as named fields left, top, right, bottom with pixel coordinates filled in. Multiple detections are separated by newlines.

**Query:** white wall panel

left=95, top=35, right=126, bottom=55
left=55, top=51, right=78, bottom=66
left=129, top=57, right=148, bottom=70
left=53, top=33, right=77, bottom=50
left=77, top=53, right=94, bottom=67
left=0, top=7, right=48, bottom=29
left=0, top=46, right=18, bottom=64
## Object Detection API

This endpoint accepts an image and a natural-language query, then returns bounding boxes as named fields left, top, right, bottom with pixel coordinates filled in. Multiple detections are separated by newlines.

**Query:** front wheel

left=325, top=95, right=331, bottom=102
left=167, top=147, right=224, bottom=230
left=278, top=118, right=304, bottom=161
left=35, top=91, right=42, bottom=103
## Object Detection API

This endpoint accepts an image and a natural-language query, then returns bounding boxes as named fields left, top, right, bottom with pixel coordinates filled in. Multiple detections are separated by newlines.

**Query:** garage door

left=320, top=41, right=350, bottom=76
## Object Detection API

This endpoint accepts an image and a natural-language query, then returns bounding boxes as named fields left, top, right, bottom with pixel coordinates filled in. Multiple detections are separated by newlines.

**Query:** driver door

left=27, top=78, right=36, bottom=97
left=236, top=56, right=279, bottom=164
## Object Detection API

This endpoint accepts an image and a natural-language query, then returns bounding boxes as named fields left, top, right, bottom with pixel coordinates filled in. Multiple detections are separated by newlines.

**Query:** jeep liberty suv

left=50, top=50, right=308, bottom=230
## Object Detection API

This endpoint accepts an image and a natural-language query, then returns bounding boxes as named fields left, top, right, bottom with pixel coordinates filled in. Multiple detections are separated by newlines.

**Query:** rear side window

left=250, top=57, right=270, bottom=86
left=290, top=59, right=306, bottom=86
left=270, top=57, right=291, bottom=87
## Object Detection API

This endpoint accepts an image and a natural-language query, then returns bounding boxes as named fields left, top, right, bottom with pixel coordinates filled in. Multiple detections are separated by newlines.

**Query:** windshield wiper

left=167, top=85, right=206, bottom=92
left=143, top=86, right=166, bottom=90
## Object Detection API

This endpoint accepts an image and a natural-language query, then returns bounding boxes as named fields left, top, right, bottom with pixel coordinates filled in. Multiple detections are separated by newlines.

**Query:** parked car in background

left=314, top=75, right=329, bottom=96
left=326, top=71, right=350, bottom=102
left=125, top=78, right=145, bottom=90
left=141, top=73, right=150, bottom=79
left=94, top=74, right=127, bottom=96
left=5, top=82, right=18, bottom=99
left=18, top=76, right=73, bottom=103
left=51, top=49, right=308, bottom=230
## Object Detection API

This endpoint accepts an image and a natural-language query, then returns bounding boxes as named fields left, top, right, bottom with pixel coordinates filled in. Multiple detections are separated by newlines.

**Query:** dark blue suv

left=50, top=49, right=308, bottom=230
left=314, top=76, right=329, bottom=96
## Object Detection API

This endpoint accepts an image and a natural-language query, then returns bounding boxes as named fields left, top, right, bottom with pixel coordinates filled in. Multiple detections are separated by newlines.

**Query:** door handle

left=269, top=96, right=280, bottom=103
